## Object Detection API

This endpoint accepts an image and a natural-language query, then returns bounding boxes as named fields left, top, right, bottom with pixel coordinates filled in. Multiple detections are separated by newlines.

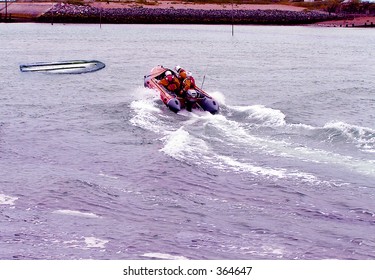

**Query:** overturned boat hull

left=144, top=66, right=219, bottom=114
left=20, top=60, right=105, bottom=74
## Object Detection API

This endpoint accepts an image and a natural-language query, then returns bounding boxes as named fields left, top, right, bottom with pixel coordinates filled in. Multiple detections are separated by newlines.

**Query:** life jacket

left=182, top=76, right=195, bottom=92
left=161, top=75, right=180, bottom=92
left=178, top=69, right=187, bottom=80
left=167, top=80, right=178, bottom=91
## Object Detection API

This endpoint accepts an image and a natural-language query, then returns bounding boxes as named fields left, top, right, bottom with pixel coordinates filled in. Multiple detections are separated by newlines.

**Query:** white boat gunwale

left=19, top=60, right=105, bottom=73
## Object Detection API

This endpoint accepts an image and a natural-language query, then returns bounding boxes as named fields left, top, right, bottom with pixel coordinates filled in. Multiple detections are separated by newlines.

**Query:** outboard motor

left=185, top=89, right=199, bottom=112
left=186, top=89, right=198, bottom=102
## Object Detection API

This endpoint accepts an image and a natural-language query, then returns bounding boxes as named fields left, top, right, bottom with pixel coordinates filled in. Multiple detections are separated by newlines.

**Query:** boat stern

left=166, top=98, right=182, bottom=113
left=198, top=97, right=219, bottom=114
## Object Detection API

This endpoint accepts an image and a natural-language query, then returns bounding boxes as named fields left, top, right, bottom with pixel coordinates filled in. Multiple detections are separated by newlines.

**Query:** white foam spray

left=0, top=193, right=18, bottom=205
left=53, top=209, right=100, bottom=218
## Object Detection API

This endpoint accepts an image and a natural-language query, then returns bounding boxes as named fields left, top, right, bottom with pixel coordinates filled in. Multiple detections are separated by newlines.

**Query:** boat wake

left=130, top=88, right=375, bottom=184
left=322, top=121, right=375, bottom=154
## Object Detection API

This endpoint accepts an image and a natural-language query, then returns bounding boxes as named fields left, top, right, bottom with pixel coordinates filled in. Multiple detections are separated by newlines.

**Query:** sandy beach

left=0, top=2, right=53, bottom=20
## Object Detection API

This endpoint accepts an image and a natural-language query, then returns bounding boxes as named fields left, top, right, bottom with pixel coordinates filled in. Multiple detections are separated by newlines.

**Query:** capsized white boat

left=20, top=60, right=105, bottom=74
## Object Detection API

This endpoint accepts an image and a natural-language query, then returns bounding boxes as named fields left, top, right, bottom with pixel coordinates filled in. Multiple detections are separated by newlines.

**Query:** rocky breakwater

left=38, top=3, right=343, bottom=25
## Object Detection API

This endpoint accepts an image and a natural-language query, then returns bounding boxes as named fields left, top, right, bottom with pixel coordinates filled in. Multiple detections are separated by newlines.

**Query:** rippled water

left=0, top=23, right=374, bottom=260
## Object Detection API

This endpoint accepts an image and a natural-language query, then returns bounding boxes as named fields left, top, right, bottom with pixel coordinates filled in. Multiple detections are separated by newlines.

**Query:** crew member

left=181, top=75, right=196, bottom=93
left=159, top=70, right=180, bottom=93
left=174, top=66, right=196, bottom=95
left=175, top=65, right=188, bottom=81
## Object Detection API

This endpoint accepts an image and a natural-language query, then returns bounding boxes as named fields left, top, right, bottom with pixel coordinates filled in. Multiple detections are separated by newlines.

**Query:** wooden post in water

left=231, top=1, right=234, bottom=36
left=5, top=0, right=8, bottom=22
left=100, top=8, right=102, bottom=29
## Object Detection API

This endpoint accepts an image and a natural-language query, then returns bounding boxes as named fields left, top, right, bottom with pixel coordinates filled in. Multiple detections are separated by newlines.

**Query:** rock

left=37, top=3, right=344, bottom=25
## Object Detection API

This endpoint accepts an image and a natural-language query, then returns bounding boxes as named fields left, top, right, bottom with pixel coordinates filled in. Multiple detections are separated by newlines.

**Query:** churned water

left=0, top=23, right=374, bottom=260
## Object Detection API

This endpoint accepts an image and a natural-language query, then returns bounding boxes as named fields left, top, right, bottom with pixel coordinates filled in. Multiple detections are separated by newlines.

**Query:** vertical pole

left=5, top=0, right=8, bottom=21
left=100, top=8, right=102, bottom=29
left=231, top=1, right=234, bottom=36
left=51, top=1, right=55, bottom=25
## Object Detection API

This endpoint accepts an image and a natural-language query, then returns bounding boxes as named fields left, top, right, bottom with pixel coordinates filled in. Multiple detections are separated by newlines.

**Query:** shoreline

left=1, top=1, right=374, bottom=27
left=37, top=3, right=341, bottom=25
